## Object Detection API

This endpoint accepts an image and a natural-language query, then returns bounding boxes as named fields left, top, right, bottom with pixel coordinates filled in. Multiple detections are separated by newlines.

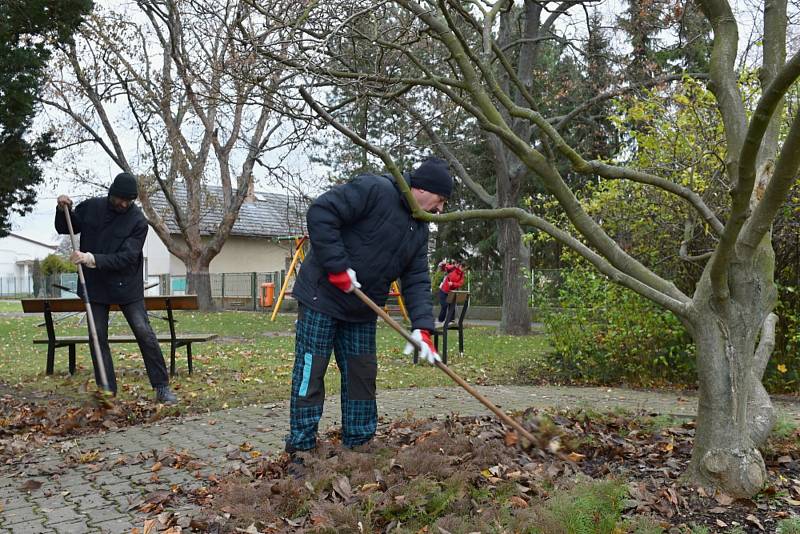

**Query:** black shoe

left=154, top=385, right=178, bottom=405
left=287, top=453, right=306, bottom=479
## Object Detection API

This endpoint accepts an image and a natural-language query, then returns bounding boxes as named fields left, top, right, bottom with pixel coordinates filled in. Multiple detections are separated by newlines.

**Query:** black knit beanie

left=410, top=157, right=453, bottom=198
left=108, top=172, right=139, bottom=200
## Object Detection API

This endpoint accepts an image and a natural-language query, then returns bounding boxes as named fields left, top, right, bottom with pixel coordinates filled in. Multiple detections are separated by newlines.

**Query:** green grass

left=0, top=300, right=22, bottom=313
left=778, top=517, right=800, bottom=534
left=0, top=309, right=550, bottom=413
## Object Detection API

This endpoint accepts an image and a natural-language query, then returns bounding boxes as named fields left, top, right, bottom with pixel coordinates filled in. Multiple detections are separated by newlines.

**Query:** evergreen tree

left=0, top=0, right=93, bottom=236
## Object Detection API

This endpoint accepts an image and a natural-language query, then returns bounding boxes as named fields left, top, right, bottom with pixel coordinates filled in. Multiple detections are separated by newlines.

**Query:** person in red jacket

left=436, top=260, right=465, bottom=325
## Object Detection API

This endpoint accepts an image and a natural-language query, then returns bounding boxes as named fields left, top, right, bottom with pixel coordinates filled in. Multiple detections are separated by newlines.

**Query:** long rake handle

left=62, top=205, right=111, bottom=392
left=352, top=287, right=538, bottom=445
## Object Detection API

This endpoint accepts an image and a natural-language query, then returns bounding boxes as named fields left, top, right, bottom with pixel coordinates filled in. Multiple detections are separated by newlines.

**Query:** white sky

left=6, top=0, right=790, bottom=245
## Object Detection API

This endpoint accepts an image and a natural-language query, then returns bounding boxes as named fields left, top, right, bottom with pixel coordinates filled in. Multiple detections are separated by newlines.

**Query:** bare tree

left=44, top=0, right=296, bottom=309
left=255, top=0, right=799, bottom=497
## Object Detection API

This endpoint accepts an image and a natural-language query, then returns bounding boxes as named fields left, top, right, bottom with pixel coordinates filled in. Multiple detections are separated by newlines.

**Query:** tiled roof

left=146, top=183, right=308, bottom=238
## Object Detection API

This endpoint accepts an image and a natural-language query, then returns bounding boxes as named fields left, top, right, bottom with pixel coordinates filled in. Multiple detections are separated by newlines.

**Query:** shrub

left=41, top=253, right=76, bottom=275
left=541, top=266, right=695, bottom=387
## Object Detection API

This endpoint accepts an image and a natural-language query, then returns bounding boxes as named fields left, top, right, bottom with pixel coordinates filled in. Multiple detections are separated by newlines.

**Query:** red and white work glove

left=70, top=251, right=96, bottom=269
left=328, top=268, right=361, bottom=293
left=403, top=329, right=441, bottom=365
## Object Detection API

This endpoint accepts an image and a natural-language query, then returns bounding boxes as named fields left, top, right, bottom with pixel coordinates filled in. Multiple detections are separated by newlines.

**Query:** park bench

left=20, top=295, right=217, bottom=377
left=415, top=290, right=469, bottom=365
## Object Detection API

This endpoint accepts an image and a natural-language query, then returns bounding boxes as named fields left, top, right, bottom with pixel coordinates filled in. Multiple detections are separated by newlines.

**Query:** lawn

left=0, top=300, right=22, bottom=313
left=0, top=309, right=550, bottom=413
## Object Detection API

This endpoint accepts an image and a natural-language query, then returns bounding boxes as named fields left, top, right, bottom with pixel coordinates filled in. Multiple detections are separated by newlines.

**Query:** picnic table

left=20, top=295, right=217, bottom=376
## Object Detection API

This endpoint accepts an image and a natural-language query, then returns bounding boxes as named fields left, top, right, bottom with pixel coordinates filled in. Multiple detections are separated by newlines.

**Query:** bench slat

left=21, top=295, right=201, bottom=313
left=33, top=334, right=217, bottom=344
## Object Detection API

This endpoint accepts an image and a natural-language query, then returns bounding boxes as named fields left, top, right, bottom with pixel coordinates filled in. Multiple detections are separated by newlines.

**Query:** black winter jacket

left=55, top=197, right=147, bottom=305
left=292, top=174, right=435, bottom=331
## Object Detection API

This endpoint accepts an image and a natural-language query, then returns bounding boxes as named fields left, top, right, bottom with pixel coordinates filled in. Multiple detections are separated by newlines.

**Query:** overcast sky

left=7, top=0, right=790, bottom=245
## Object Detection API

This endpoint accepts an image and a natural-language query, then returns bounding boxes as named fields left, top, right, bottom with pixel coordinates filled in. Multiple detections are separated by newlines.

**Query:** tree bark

left=185, top=258, right=214, bottom=311
left=687, top=239, right=778, bottom=497
left=497, top=217, right=531, bottom=334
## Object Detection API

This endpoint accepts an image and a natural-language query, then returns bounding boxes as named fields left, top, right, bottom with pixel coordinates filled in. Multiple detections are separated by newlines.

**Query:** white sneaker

left=434, top=321, right=443, bottom=329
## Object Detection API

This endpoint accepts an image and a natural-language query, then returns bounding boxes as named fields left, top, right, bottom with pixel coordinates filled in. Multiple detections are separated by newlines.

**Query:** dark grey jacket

left=55, top=197, right=147, bottom=305
left=292, top=174, right=435, bottom=331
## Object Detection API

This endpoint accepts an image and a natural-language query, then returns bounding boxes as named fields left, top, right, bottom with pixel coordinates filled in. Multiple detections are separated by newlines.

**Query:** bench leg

left=170, top=342, right=176, bottom=377
left=186, top=343, right=193, bottom=374
left=459, top=328, right=464, bottom=357
left=46, top=343, right=55, bottom=375
left=68, top=344, right=76, bottom=375
left=442, top=330, right=448, bottom=365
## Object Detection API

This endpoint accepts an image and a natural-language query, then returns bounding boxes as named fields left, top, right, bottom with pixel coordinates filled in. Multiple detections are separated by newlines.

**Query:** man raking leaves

left=56, top=173, right=178, bottom=404
left=283, top=158, right=536, bottom=476
left=285, top=157, right=452, bottom=466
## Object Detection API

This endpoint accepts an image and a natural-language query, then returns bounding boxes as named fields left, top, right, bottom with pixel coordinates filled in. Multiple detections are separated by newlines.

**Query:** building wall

left=0, top=235, right=57, bottom=278
left=143, top=232, right=293, bottom=275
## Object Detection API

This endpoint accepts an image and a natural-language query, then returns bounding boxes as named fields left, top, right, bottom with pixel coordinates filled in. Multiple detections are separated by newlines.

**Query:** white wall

left=143, top=232, right=293, bottom=275
left=0, top=234, right=57, bottom=278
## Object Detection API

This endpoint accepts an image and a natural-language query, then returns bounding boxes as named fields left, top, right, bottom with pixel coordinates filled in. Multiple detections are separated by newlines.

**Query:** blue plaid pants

left=286, top=305, right=378, bottom=451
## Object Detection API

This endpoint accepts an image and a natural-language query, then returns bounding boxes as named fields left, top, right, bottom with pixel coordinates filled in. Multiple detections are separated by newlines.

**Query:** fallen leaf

left=143, top=519, right=157, bottom=534
left=715, top=493, right=734, bottom=506
left=746, top=514, right=764, bottom=531
left=567, top=452, right=586, bottom=462
left=504, top=430, right=518, bottom=447
left=509, top=496, right=528, bottom=508
left=151, top=462, right=162, bottom=472
left=18, top=480, right=43, bottom=492
left=332, top=475, right=352, bottom=500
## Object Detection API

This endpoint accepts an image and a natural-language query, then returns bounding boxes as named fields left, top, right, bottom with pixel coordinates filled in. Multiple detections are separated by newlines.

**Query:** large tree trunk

left=492, top=135, right=531, bottom=336
left=688, top=241, right=778, bottom=497
left=497, top=218, right=531, bottom=335
left=186, top=258, right=214, bottom=311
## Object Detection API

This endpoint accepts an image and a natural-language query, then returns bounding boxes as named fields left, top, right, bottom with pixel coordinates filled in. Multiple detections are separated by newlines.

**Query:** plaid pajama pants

left=286, top=305, right=378, bottom=451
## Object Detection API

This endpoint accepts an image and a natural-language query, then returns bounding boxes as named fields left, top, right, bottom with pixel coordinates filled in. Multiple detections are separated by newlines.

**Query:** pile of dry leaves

left=184, top=409, right=800, bottom=533
left=0, top=392, right=174, bottom=463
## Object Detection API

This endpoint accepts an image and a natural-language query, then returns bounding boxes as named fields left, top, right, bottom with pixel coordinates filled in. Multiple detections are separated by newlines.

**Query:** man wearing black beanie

left=55, top=172, right=178, bottom=404
left=284, top=156, right=454, bottom=472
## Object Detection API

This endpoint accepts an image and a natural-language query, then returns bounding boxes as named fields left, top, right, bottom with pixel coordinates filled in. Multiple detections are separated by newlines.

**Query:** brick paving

left=2, top=385, right=799, bottom=533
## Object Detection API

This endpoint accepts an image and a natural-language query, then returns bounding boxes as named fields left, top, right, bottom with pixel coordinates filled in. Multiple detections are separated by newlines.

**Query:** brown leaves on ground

left=190, top=409, right=800, bottom=533
left=0, top=392, right=175, bottom=463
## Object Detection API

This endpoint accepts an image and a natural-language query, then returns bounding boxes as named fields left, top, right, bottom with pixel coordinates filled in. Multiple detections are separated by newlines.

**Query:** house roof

left=7, top=232, right=59, bottom=250
left=146, top=183, right=308, bottom=239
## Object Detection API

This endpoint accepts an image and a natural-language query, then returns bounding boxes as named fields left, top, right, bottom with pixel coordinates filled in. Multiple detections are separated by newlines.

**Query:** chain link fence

left=3, top=268, right=568, bottom=310
left=464, top=268, right=565, bottom=308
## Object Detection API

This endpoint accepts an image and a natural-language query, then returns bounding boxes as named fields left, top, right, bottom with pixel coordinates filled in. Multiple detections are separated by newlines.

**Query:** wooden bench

left=21, top=295, right=217, bottom=377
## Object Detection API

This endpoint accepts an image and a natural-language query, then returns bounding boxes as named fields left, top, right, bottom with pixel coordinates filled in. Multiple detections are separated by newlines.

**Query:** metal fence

left=0, top=273, right=79, bottom=298
left=2, top=268, right=568, bottom=309
left=464, top=268, right=565, bottom=307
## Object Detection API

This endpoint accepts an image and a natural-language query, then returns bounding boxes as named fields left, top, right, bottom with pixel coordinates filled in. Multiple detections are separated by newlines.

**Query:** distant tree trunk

left=492, top=135, right=531, bottom=335
left=497, top=218, right=531, bottom=334
left=186, top=257, right=214, bottom=311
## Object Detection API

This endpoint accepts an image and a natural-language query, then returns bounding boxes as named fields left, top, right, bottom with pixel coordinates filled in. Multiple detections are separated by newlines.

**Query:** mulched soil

left=180, top=408, right=800, bottom=533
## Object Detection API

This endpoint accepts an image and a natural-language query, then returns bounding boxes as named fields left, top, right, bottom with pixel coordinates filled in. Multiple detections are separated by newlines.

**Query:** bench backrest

left=21, top=295, right=200, bottom=313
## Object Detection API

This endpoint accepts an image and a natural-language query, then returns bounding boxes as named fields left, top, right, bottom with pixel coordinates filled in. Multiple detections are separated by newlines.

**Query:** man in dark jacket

left=286, top=157, right=453, bottom=458
left=55, top=172, right=177, bottom=404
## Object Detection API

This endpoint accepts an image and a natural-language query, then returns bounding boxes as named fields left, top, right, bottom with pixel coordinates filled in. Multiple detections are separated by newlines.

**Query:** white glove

left=57, top=195, right=73, bottom=209
left=70, top=251, right=96, bottom=268
left=403, top=329, right=441, bottom=365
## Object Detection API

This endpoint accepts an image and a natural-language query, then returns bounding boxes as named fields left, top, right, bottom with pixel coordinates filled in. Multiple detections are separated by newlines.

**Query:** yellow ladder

left=270, top=236, right=307, bottom=321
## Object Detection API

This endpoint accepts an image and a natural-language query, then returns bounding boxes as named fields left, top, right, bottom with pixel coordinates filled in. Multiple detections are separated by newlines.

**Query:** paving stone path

left=2, top=385, right=799, bottom=533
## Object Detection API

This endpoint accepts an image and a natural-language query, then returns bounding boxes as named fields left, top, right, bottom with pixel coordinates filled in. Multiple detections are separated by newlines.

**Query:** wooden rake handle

left=352, top=287, right=538, bottom=445
left=62, top=204, right=111, bottom=391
